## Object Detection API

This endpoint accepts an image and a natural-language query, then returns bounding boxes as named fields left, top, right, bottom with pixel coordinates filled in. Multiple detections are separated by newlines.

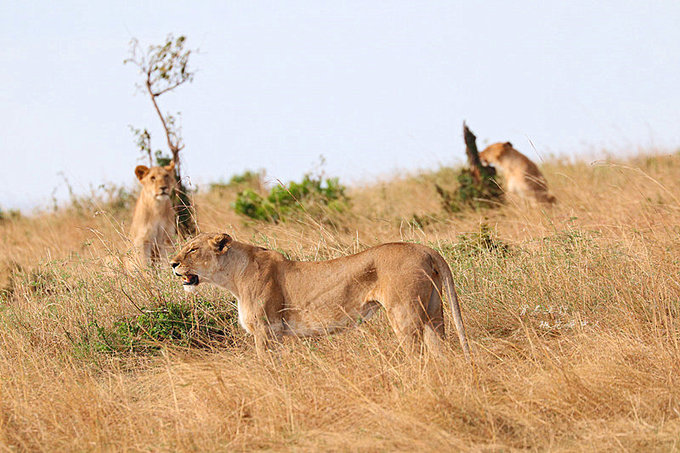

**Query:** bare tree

left=125, top=34, right=197, bottom=238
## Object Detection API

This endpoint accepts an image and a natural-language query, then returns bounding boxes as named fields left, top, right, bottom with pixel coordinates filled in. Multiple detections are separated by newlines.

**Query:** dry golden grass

left=2, top=151, right=680, bottom=451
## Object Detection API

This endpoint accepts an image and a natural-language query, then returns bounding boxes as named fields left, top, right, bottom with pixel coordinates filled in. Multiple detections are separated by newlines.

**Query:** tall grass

left=1, top=152, right=680, bottom=450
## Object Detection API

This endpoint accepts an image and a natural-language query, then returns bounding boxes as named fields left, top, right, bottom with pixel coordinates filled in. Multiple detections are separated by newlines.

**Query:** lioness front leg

left=135, top=241, right=153, bottom=267
left=252, top=324, right=284, bottom=358
left=241, top=311, right=283, bottom=357
left=156, top=233, right=175, bottom=264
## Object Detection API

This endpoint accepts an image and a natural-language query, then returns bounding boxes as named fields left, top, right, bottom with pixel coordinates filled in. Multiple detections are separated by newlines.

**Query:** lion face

left=479, top=142, right=512, bottom=167
left=135, top=161, right=176, bottom=200
left=170, top=233, right=233, bottom=293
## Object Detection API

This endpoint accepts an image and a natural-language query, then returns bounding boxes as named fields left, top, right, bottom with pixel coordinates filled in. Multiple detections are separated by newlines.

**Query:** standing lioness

left=129, top=161, right=177, bottom=265
left=171, top=233, right=471, bottom=359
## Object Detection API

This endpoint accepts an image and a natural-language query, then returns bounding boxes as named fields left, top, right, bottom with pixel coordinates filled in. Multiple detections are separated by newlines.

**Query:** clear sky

left=1, top=1, right=679, bottom=210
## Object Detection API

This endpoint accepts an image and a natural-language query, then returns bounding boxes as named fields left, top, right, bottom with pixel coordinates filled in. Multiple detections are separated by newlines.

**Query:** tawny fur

left=171, top=233, right=471, bottom=359
left=479, top=142, right=556, bottom=204
left=129, top=161, right=177, bottom=266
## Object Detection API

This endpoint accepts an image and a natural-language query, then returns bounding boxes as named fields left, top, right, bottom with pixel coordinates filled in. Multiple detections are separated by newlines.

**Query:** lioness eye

left=188, top=248, right=198, bottom=254
left=150, top=176, right=156, bottom=181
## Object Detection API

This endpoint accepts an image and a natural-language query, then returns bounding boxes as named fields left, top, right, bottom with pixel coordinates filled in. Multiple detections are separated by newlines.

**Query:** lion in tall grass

left=479, top=142, right=556, bottom=204
left=129, top=161, right=177, bottom=265
left=170, top=233, right=471, bottom=359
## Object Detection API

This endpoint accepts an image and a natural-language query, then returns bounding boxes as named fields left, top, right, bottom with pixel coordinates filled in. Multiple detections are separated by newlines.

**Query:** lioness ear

left=210, top=233, right=233, bottom=253
left=504, top=141, right=513, bottom=148
left=135, top=165, right=150, bottom=181
left=164, top=160, right=175, bottom=173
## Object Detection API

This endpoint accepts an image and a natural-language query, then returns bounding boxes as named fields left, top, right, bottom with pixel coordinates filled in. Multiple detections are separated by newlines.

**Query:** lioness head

left=135, top=160, right=176, bottom=200
left=479, top=142, right=512, bottom=166
left=170, top=233, right=233, bottom=293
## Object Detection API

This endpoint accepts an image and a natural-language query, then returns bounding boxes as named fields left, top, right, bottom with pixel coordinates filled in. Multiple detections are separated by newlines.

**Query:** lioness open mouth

left=182, top=274, right=199, bottom=286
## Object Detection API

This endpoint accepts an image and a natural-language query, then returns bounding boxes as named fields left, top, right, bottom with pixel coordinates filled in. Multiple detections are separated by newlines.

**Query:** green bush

left=435, top=166, right=503, bottom=212
left=232, top=189, right=276, bottom=221
left=233, top=173, right=348, bottom=222
left=209, top=170, right=264, bottom=193
left=48, top=178, right=135, bottom=217
left=433, top=223, right=510, bottom=260
left=228, top=170, right=262, bottom=186
left=94, top=299, right=238, bottom=353
left=0, top=207, right=21, bottom=223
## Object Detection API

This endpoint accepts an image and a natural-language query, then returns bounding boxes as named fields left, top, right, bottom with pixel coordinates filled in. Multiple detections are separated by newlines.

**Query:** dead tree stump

left=435, top=123, right=504, bottom=212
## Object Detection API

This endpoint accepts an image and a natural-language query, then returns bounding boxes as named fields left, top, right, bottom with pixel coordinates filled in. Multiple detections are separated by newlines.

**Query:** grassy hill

left=1, top=151, right=680, bottom=450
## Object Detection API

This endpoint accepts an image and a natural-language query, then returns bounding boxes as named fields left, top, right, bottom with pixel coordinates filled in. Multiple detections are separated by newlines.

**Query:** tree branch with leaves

left=125, top=34, right=197, bottom=237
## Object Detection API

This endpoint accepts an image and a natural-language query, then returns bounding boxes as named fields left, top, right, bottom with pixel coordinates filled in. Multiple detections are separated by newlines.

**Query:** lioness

left=129, top=161, right=177, bottom=265
left=170, top=233, right=471, bottom=359
left=479, top=142, right=556, bottom=204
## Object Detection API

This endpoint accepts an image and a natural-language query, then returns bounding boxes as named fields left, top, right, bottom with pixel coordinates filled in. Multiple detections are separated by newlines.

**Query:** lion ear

left=210, top=233, right=233, bottom=253
left=164, top=160, right=175, bottom=173
left=135, top=165, right=150, bottom=181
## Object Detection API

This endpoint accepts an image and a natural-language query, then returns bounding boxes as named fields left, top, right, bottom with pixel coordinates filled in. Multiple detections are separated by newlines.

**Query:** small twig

left=119, top=286, right=147, bottom=315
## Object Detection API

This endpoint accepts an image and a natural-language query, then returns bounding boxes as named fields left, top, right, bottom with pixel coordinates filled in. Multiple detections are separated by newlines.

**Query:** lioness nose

left=160, top=186, right=168, bottom=191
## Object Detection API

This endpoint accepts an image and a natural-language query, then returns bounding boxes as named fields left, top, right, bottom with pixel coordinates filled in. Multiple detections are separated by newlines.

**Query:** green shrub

left=433, top=223, right=510, bottom=260
left=435, top=166, right=503, bottom=212
left=210, top=170, right=265, bottom=193
left=48, top=179, right=135, bottom=217
left=232, top=189, right=276, bottom=221
left=0, top=261, right=22, bottom=302
left=95, top=184, right=135, bottom=215
left=233, top=173, right=348, bottom=222
left=0, top=207, right=21, bottom=223
left=94, top=299, right=238, bottom=353
left=229, top=170, right=263, bottom=186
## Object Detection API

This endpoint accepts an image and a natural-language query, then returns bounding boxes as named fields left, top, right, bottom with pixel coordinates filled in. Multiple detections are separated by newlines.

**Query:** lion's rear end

left=369, top=243, right=469, bottom=358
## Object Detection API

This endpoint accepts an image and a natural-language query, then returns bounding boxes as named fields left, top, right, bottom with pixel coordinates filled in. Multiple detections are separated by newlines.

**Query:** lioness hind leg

left=423, top=325, right=444, bottom=356
left=384, top=286, right=430, bottom=355
left=388, top=314, right=422, bottom=355
left=385, top=276, right=446, bottom=356
left=423, top=286, right=445, bottom=356
left=426, top=285, right=445, bottom=337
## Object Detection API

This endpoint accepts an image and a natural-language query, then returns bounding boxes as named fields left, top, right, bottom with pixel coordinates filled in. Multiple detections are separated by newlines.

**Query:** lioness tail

left=433, top=253, right=471, bottom=361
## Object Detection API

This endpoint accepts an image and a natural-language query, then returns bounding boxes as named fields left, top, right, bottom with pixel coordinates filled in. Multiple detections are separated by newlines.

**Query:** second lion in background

left=129, top=160, right=177, bottom=266
left=479, top=142, right=556, bottom=204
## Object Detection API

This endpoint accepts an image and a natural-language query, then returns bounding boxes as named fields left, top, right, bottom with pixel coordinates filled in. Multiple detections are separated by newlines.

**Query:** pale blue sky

left=1, top=1, right=679, bottom=210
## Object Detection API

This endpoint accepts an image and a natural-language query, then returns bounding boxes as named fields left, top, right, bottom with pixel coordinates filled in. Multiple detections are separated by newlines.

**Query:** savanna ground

left=2, top=151, right=680, bottom=451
